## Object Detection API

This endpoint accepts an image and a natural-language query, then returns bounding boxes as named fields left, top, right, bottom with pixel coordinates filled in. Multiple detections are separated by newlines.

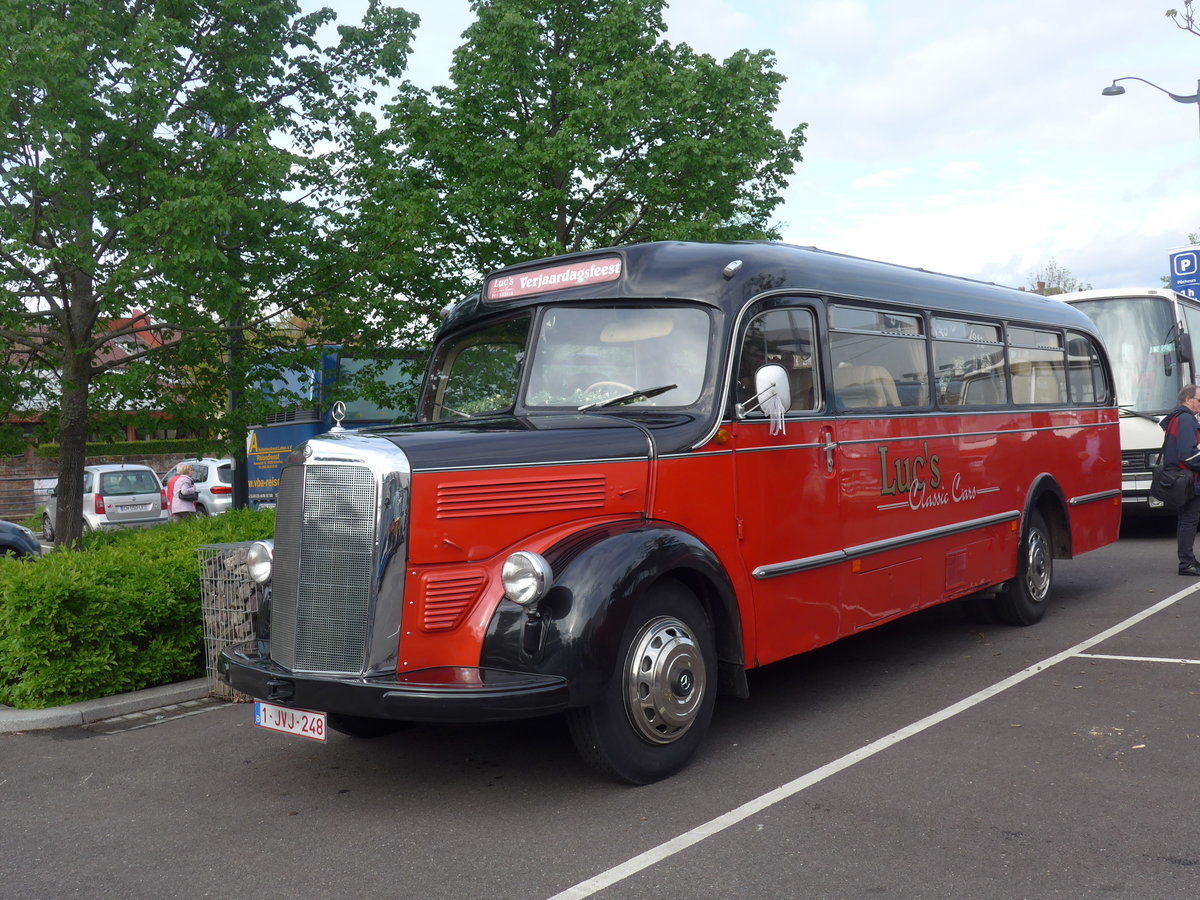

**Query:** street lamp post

left=1101, top=76, right=1200, bottom=137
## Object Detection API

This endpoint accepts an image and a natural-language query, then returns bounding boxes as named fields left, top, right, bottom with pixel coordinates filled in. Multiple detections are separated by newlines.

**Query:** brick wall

left=0, top=453, right=191, bottom=522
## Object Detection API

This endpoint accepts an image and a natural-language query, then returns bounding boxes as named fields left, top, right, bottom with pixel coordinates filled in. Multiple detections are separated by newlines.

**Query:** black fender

left=480, top=520, right=745, bottom=707
left=1025, top=474, right=1071, bottom=558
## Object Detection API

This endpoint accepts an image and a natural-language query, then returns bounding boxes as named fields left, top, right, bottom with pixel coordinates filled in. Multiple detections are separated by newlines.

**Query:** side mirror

left=48, top=486, right=57, bottom=498
left=737, top=363, right=792, bottom=417
left=755, top=364, right=792, bottom=411
left=1179, top=332, right=1194, bottom=365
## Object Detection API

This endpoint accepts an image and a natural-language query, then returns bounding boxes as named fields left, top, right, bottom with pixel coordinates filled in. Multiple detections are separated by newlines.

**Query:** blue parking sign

left=1171, top=247, right=1200, bottom=298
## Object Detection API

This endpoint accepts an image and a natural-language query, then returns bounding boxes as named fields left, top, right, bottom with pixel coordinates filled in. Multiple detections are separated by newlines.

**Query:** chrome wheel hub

left=624, top=615, right=706, bottom=745
left=1025, top=528, right=1051, bottom=603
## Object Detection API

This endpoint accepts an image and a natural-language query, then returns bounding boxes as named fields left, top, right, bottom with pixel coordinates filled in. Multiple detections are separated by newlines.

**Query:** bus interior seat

left=1011, top=363, right=1062, bottom=404
left=960, top=373, right=1003, bottom=405
left=779, top=354, right=815, bottom=409
left=833, top=364, right=900, bottom=408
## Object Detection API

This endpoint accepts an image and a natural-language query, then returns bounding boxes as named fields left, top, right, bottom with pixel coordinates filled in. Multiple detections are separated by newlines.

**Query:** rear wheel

left=567, top=580, right=716, bottom=784
left=994, top=510, right=1053, bottom=626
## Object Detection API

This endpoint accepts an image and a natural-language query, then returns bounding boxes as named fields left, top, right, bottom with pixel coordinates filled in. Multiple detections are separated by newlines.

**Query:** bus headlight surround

left=502, top=551, right=552, bottom=607
left=246, top=540, right=274, bottom=584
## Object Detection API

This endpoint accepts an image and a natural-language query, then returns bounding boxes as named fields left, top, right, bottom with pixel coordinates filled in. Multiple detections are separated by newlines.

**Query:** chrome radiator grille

left=271, top=463, right=377, bottom=674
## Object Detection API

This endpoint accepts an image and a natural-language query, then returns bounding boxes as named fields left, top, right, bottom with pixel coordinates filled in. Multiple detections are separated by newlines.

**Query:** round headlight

left=246, top=540, right=274, bottom=584
left=502, top=551, right=552, bottom=607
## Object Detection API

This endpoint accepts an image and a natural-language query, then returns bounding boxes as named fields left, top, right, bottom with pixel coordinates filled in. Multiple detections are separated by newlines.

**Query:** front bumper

left=220, top=640, right=570, bottom=723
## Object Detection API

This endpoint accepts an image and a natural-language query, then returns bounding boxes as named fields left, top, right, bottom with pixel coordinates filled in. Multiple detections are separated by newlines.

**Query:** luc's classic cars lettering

left=878, top=443, right=941, bottom=496
left=877, top=445, right=991, bottom=511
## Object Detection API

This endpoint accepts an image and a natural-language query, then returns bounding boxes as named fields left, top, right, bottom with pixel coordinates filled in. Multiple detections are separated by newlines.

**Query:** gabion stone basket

left=198, top=542, right=264, bottom=701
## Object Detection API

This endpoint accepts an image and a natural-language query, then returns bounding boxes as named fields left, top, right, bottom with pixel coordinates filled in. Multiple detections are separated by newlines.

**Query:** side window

left=1180, top=305, right=1200, bottom=379
left=736, top=307, right=819, bottom=414
left=1066, top=332, right=1111, bottom=404
left=1009, top=327, right=1066, bottom=405
left=829, top=305, right=929, bottom=409
left=932, top=318, right=1007, bottom=407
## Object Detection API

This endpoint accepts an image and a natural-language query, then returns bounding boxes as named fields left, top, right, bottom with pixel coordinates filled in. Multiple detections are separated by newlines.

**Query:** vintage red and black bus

left=221, top=241, right=1122, bottom=783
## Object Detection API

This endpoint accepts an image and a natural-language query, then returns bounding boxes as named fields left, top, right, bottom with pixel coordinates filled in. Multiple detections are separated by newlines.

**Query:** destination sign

left=486, top=256, right=622, bottom=301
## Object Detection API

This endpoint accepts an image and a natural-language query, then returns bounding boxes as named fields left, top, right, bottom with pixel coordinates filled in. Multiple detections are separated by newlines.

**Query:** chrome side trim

left=1068, top=489, right=1122, bottom=507
left=752, top=510, right=1021, bottom=580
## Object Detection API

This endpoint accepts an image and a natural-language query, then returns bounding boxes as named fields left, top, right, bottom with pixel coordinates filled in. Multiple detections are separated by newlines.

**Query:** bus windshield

left=525, top=306, right=710, bottom=408
left=1070, top=296, right=1178, bottom=412
left=424, top=316, right=532, bottom=420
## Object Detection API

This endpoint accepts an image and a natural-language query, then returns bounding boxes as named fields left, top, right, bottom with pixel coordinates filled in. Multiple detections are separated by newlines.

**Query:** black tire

left=326, top=714, right=406, bottom=738
left=42, top=513, right=54, bottom=542
left=567, top=580, right=717, bottom=785
left=195, top=503, right=209, bottom=517
left=994, top=510, right=1053, bottom=626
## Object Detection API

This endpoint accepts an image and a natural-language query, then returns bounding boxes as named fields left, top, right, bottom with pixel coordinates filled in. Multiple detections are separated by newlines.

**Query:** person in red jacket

left=169, top=463, right=198, bottom=521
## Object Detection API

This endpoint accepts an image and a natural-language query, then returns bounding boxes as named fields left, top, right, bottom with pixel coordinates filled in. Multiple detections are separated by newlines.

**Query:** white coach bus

left=1058, top=287, right=1199, bottom=512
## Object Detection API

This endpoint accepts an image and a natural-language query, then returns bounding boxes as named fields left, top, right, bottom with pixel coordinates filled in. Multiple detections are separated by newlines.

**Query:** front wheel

left=994, top=510, right=1053, bottom=626
left=567, top=580, right=716, bottom=784
left=42, top=513, right=54, bottom=542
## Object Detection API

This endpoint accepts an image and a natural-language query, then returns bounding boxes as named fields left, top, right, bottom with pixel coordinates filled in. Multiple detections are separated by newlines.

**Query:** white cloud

left=850, top=168, right=911, bottom=190
left=939, top=161, right=981, bottom=181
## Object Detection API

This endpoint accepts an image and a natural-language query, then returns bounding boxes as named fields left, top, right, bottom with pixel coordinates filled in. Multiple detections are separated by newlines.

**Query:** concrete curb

left=0, top=678, right=213, bottom=734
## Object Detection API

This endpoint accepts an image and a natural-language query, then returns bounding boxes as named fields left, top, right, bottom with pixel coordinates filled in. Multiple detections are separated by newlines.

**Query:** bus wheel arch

left=1028, top=475, right=1072, bottom=559
left=495, top=523, right=747, bottom=704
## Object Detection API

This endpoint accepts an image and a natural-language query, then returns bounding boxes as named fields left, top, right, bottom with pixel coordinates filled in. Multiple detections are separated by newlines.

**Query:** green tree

left=0, top=0, right=420, bottom=547
left=388, top=0, right=806, bottom=293
left=1167, top=2, right=1200, bottom=33
left=1026, top=258, right=1092, bottom=295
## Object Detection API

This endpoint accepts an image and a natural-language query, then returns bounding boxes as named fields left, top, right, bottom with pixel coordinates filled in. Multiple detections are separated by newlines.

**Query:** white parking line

left=547, top=582, right=1200, bottom=900
left=1076, top=653, right=1200, bottom=665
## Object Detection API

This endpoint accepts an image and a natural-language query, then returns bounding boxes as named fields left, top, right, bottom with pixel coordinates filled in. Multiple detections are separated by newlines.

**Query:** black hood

left=361, top=414, right=663, bottom=473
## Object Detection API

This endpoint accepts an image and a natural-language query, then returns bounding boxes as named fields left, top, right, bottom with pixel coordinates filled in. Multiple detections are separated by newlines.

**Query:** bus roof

left=1056, top=287, right=1189, bottom=304
left=445, top=241, right=1102, bottom=336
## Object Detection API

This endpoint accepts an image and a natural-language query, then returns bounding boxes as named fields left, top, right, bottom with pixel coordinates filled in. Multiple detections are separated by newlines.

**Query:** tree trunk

left=54, top=355, right=92, bottom=550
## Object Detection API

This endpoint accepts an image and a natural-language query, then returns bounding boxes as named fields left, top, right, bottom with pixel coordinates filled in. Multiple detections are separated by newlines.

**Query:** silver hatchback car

left=43, top=463, right=168, bottom=540
left=160, top=457, right=234, bottom=516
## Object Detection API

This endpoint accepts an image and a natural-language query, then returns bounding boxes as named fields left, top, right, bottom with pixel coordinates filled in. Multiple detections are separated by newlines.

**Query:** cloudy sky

left=314, top=0, right=1200, bottom=291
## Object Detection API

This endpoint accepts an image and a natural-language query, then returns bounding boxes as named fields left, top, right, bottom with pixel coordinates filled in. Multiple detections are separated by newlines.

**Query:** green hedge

left=34, top=438, right=214, bottom=459
left=0, top=508, right=274, bottom=709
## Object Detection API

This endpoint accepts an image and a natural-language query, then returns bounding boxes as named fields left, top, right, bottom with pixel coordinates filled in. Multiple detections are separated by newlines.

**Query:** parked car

left=0, top=519, right=41, bottom=558
left=161, top=457, right=234, bottom=517
left=42, top=463, right=168, bottom=541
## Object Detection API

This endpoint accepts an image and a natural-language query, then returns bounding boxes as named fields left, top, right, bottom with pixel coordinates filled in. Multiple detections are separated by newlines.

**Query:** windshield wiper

left=578, top=383, right=678, bottom=411
left=1117, top=405, right=1161, bottom=424
left=432, top=401, right=472, bottom=419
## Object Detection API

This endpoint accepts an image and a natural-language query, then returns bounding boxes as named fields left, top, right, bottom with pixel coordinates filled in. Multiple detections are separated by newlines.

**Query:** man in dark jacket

left=1161, top=384, right=1200, bottom=574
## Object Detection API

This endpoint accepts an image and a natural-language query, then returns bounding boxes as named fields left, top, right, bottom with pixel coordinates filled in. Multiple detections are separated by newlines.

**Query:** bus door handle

left=821, top=430, right=837, bottom=473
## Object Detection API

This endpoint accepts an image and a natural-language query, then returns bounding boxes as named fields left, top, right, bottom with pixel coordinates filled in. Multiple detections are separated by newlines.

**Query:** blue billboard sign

left=1170, top=246, right=1200, bottom=298
left=245, top=422, right=320, bottom=508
